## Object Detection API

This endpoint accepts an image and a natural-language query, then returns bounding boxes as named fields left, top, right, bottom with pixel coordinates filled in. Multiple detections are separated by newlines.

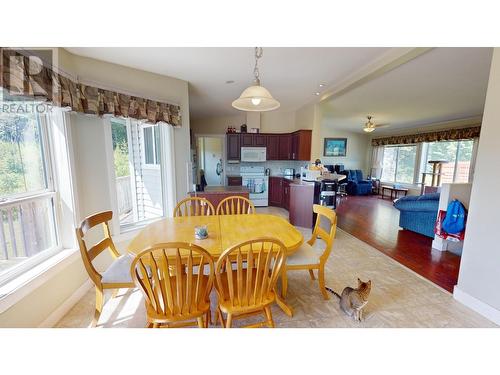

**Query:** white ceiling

left=321, top=47, right=493, bottom=134
left=65, top=47, right=390, bottom=120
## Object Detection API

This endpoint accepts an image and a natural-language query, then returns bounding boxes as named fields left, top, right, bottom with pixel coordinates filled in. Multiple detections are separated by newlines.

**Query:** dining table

left=127, top=213, right=304, bottom=317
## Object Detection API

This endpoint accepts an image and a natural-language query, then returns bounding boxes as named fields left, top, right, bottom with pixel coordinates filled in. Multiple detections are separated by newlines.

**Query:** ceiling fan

left=363, top=115, right=390, bottom=133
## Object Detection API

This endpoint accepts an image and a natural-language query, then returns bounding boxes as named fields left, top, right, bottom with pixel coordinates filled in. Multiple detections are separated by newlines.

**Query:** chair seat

left=286, top=242, right=323, bottom=266
left=101, top=254, right=134, bottom=284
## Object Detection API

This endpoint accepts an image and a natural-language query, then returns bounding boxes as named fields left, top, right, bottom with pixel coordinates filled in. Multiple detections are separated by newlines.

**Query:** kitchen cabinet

left=269, top=176, right=283, bottom=206
left=289, top=182, right=315, bottom=228
left=291, top=130, right=312, bottom=161
left=283, top=178, right=291, bottom=210
left=278, top=134, right=292, bottom=160
left=226, top=134, right=240, bottom=161
left=241, top=133, right=266, bottom=147
left=254, top=134, right=266, bottom=146
left=227, top=176, right=242, bottom=186
left=226, top=129, right=311, bottom=162
left=266, top=135, right=280, bottom=160
left=240, top=133, right=254, bottom=147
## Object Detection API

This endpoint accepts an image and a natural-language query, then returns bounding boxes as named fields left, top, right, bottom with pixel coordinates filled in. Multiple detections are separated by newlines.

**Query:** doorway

left=195, top=135, right=225, bottom=187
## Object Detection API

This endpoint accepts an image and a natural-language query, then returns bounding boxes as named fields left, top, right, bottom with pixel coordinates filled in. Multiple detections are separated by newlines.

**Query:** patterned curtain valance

left=371, top=126, right=481, bottom=147
left=0, top=48, right=182, bottom=126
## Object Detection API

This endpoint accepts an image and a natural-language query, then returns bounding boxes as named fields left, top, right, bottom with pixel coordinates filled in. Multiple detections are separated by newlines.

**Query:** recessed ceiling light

left=314, top=92, right=320, bottom=96
left=225, top=80, right=235, bottom=84
left=319, top=84, right=325, bottom=88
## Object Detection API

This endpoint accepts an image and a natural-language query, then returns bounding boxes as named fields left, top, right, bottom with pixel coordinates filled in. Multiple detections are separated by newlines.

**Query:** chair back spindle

left=215, top=238, right=285, bottom=309
left=216, top=196, right=256, bottom=215
left=174, top=197, right=215, bottom=217
left=131, top=243, right=214, bottom=324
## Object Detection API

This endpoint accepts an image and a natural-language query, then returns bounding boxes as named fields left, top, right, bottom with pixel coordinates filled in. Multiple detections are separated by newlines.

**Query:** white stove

left=240, top=166, right=268, bottom=207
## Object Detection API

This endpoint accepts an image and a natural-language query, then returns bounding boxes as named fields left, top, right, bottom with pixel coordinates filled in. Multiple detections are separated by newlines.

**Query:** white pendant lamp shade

left=232, top=84, right=280, bottom=112
left=232, top=47, right=280, bottom=112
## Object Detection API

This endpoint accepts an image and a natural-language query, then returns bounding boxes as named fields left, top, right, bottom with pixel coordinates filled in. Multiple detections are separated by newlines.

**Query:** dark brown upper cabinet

left=278, top=134, right=292, bottom=160
left=226, top=134, right=241, bottom=161
left=240, top=133, right=254, bottom=147
left=291, top=130, right=312, bottom=161
left=266, top=135, right=280, bottom=160
left=241, top=133, right=267, bottom=147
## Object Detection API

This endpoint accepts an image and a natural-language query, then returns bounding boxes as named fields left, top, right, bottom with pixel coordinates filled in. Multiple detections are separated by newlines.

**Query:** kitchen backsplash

left=225, top=160, right=308, bottom=177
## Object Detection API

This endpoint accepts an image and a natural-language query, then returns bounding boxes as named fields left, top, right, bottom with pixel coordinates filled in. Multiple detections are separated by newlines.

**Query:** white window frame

left=105, top=118, right=176, bottom=236
left=423, top=139, right=475, bottom=184
left=140, top=124, right=161, bottom=169
left=0, top=111, right=64, bottom=287
left=380, top=144, right=419, bottom=186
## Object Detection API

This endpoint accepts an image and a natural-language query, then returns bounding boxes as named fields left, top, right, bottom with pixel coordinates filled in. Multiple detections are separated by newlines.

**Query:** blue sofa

left=393, top=193, right=440, bottom=238
left=344, top=170, right=372, bottom=196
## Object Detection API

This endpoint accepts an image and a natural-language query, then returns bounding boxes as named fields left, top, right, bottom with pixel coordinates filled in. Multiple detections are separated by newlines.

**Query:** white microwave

left=241, top=147, right=267, bottom=162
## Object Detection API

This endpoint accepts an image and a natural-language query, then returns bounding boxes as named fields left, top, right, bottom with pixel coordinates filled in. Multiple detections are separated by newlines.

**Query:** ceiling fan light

left=363, top=127, right=375, bottom=133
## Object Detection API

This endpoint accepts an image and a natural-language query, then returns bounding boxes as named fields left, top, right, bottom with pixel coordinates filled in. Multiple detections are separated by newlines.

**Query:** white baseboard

left=39, top=279, right=93, bottom=328
left=454, top=286, right=500, bottom=325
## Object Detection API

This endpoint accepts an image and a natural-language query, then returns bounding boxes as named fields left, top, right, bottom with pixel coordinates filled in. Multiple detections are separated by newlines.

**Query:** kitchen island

left=189, top=186, right=250, bottom=210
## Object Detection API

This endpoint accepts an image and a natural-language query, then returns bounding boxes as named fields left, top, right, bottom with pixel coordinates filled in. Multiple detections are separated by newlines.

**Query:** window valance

left=371, top=126, right=481, bottom=147
left=0, top=48, right=182, bottom=126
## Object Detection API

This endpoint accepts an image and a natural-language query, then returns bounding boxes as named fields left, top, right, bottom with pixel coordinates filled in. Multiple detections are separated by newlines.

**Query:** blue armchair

left=345, top=170, right=372, bottom=196
left=393, top=193, right=440, bottom=238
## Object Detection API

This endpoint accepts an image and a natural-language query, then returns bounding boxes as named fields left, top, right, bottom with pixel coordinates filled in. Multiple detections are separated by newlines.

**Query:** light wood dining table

left=127, top=213, right=304, bottom=317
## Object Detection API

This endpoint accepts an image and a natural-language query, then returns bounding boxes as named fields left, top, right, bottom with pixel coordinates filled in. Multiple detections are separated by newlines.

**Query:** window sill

left=0, top=248, right=80, bottom=314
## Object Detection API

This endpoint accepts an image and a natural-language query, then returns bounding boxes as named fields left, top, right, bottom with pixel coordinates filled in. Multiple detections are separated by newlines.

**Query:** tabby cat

left=325, top=278, right=372, bottom=321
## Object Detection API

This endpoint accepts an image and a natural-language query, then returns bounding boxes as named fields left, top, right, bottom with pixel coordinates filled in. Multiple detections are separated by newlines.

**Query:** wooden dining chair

left=214, top=238, right=286, bottom=328
left=131, top=242, right=214, bottom=328
left=173, top=197, right=215, bottom=217
left=76, top=211, right=135, bottom=327
left=281, top=204, right=337, bottom=300
left=216, top=196, right=256, bottom=215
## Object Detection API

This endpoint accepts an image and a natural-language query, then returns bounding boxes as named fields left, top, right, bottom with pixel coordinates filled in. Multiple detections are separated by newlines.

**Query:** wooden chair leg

left=197, top=317, right=205, bottom=328
left=308, top=269, right=316, bottom=280
left=217, top=307, right=225, bottom=327
left=92, top=286, right=104, bottom=327
left=225, top=313, right=233, bottom=328
left=111, top=288, right=119, bottom=299
left=264, top=306, right=275, bottom=328
left=318, top=265, right=329, bottom=300
left=281, top=269, right=288, bottom=298
left=205, top=310, right=211, bottom=327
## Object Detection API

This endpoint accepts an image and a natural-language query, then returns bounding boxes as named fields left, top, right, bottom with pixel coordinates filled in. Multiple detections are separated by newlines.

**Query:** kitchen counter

left=193, top=186, right=250, bottom=194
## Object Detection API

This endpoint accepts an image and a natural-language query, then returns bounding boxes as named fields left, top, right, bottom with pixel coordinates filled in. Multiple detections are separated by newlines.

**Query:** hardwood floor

left=335, top=195, right=461, bottom=292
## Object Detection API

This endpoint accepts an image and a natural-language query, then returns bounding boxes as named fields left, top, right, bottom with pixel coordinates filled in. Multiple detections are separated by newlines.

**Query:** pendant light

left=232, top=47, right=280, bottom=112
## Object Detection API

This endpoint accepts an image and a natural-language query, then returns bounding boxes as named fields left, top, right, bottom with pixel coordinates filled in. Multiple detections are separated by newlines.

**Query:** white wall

left=454, top=48, right=500, bottom=325
left=190, top=111, right=297, bottom=135
left=318, top=117, right=371, bottom=172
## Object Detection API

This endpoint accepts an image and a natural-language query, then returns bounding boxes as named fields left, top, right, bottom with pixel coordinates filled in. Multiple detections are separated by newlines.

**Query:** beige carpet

left=57, top=207, right=496, bottom=328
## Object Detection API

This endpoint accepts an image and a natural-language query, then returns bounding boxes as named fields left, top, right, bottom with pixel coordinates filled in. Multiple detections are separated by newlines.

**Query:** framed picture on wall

left=323, top=138, right=347, bottom=157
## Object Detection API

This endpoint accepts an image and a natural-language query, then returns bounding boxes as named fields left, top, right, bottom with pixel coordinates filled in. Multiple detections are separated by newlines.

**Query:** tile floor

left=56, top=207, right=496, bottom=328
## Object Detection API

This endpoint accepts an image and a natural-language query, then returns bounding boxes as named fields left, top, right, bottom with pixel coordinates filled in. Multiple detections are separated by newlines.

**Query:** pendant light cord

left=253, top=47, right=263, bottom=85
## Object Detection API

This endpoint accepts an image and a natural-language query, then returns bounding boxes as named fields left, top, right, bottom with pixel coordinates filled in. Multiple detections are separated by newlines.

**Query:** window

left=142, top=125, right=161, bottom=166
left=0, top=109, right=59, bottom=283
left=110, top=119, right=164, bottom=228
left=381, top=145, right=417, bottom=184
left=425, top=140, right=474, bottom=183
